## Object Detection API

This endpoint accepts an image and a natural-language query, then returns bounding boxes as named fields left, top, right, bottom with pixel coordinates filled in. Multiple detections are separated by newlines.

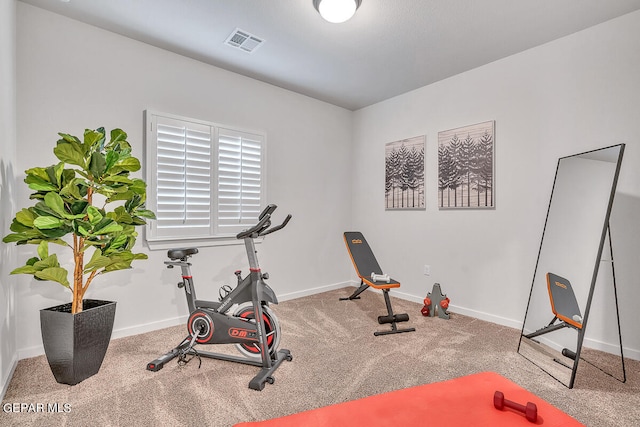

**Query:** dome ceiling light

left=313, top=0, right=362, bottom=24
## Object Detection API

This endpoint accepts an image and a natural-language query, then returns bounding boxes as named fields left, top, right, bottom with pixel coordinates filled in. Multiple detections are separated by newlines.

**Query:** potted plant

left=2, top=127, right=155, bottom=385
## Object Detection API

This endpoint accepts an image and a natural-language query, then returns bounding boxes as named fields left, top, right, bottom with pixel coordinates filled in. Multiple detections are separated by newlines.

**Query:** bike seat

left=167, top=248, right=199, bottom=260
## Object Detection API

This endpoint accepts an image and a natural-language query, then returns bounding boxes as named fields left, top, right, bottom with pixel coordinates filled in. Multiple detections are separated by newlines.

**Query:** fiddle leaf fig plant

left=3, top=127, right=155, bottom=314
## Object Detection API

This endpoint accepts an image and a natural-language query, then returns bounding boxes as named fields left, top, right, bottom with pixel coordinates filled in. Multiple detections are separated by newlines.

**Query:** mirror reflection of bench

left=342, top=232, right=415, bottom=336
left=524, top=273, right=583, bottom=347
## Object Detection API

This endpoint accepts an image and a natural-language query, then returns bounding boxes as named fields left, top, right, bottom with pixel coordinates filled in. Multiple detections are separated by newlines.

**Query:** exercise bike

left=147, top=204, right=293, bottom=391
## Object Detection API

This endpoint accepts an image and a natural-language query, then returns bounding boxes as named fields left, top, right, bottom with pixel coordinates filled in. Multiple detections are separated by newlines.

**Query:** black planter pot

left=40, top=299, right=116, bottom=385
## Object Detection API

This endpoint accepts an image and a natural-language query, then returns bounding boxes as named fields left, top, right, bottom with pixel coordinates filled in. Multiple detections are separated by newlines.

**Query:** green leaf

left=3, top=230, right=37, bottom=244
left=110, top=157, right=141, bottom=174
left=104, top=150, right=119, bottom=173
left=25, top=175, right=57, bottom=192
left=89, top=152, right=107, bottom=178
left=110, top=128, right=127, bottom=143
left=39, top=227, right=72, bottom=239
left=59, top=180, right=83, bottom=200
left=61, top=169, right=77, bottom=184
left=125, top=194, right=142, bottom=212
left=109, top=206, right=134, bottom=224
left=103, top=175, right=133, bottom=185
left=10, top=265, right=38, bottom=275
left=37, top=241, right=48, bottom=260
left=77, top=223, right=91, bottom=236
left=15, top=208, right=36, bottom=227
left=54, top=162, right=65, bottom=187
left=9, top=219, right=31, bottom=233
left=106, top=190, right=134, bottom=203
left=87, top=247, right=103, bottom=263
left=107, top=129, right=131, bottom=152
left=33, top=202, right=61, bottom=218
left=129, top=178, right=147, bottom=195
left=58, top=133, right=82, bottom=145
left=24, top=166, right=50, bottom=182
left=134, top=209, right=156, bottom=220
left=33, top=216, right=64, bottom=230
left=34, top=267, right=70, bottom=288
left=108, top=234, right=128, bottom=250
left=33, top=254, right=59, bottom=270
left=54, top=141, right=86, bottom=168
left=70, top=200, right=89, bottom=215
left=93, top=221, right=123, bottom=235
left=111, top=185, right=130, bottom=193
left=103, top=260, right=133, bottom=273
left=84, top=128, right=106, bottom=150
left=45, top=165, right=58, bottom=187
left=87, top=206, right=103, bottom=226
left=84, top=249, right=112, bottom=272
left=44, top=192, right=66, bottom=216
left=49, top=238, right=69, bottom=246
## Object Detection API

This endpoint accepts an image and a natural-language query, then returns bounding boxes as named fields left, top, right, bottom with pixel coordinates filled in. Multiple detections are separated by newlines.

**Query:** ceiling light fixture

left=313, top=0, right=362, bottom=24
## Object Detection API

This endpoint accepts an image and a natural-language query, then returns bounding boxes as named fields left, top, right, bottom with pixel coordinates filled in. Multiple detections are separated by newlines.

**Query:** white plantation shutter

left=217, top=128, right=264, bottom=233
left=154, top=117, right=212, bottom=238
left=145, top=111, right=265, bottom=246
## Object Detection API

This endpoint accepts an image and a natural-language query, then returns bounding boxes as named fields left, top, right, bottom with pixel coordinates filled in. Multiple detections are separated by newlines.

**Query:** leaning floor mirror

left=518, top=144, right=626, bottom=388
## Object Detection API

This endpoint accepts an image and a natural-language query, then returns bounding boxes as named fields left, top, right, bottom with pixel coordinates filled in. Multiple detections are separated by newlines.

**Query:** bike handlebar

left=235, top=204, right=292, bottom=240
left=258, top=204, right=277, bottom=220
left=260, top=214, right=292, bottom=237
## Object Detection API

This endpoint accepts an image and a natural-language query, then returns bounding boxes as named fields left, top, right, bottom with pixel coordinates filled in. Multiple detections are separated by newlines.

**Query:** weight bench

left=342, top=232, right=415, bottom=336
left=524, top=272, right=583, bottom=340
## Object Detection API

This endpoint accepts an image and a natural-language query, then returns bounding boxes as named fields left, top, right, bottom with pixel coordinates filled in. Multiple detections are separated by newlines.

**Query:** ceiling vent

left=224, top=28, right=264, bottom=54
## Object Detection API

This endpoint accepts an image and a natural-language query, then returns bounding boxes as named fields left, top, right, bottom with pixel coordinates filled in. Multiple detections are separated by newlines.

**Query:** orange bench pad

left=362, top=277, right=400, bottom=289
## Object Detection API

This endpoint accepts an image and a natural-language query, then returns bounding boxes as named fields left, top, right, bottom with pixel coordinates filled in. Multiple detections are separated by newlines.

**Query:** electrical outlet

left=424, top=265, right=431, bottom=276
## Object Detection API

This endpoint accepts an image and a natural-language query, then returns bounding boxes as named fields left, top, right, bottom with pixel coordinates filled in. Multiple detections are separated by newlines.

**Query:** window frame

left=143, top=110, right=267, bottom=250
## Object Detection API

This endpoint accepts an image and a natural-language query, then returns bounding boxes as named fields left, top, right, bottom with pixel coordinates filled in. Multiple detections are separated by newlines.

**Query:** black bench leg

left=340, top=280, right=369, bottom=300
left=374, top=290, right=415, bottom=336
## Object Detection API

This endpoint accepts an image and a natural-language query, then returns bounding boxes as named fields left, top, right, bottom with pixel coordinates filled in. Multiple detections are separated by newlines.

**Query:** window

left=144, top=111, right=265, bottom=248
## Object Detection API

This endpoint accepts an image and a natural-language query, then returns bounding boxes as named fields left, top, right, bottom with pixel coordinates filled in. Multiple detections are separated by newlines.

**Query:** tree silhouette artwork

left=438, top=121, right=494, bottom=208
left=385, top=136, right=425, bottom=209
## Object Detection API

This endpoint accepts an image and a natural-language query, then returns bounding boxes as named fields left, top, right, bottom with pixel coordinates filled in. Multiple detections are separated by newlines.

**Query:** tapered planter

left=40, top=299, right=116, bottom=385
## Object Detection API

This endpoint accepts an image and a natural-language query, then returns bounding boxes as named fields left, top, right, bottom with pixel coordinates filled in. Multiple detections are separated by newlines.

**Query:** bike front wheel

left=232, top=302, right=281, bottom=359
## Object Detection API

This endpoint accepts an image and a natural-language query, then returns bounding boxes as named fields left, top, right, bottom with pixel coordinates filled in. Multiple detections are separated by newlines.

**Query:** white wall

left=11, top=2, right=640, bottom=368
left=15, top=3, right=353, bottom=357
left=0, top=0, right=18, bottom=399
left=351, top=10, right=640, bottom=359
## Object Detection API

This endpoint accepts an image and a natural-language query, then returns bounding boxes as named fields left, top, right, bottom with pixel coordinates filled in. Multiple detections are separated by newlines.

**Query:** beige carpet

left=2, top=288, right=639, bottom=426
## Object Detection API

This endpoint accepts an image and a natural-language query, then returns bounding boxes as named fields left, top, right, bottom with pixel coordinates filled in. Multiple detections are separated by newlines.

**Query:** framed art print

left=438, top=121, right=494, bottom=209
left=385, top=135, right=425, bottom=210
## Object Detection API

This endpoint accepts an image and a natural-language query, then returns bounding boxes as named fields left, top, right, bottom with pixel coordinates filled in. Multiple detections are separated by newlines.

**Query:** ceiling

left=20, top=0, right=640, bottom=111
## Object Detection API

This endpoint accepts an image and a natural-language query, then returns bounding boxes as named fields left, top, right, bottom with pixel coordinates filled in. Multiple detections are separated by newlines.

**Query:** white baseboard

left=1, top=355, right=18, bottom=401
left=445, top=304, right=524, bottom=330
left=391, top=289, right=640, bottom=361
left=278, top=281, right=353, bottom=302
left=390, top=289, right=523, bottom=329
left=110, top=315, right=187, bottom=340
left=17, top=345, right=44, bottom=360
left=582, top=336, right=639, bottom=361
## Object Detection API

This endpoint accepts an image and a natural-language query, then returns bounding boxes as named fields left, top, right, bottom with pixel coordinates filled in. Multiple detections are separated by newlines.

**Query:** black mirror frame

left=518, top=144, right=626, bottom=388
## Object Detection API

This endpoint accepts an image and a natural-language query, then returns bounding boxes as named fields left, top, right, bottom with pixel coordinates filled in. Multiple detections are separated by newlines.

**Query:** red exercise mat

left=233, top=371, right=584, bottom=427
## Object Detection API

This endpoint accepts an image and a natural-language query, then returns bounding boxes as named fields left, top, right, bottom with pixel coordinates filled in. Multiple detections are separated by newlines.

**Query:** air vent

left=224, top=28, right=264, bottom=54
